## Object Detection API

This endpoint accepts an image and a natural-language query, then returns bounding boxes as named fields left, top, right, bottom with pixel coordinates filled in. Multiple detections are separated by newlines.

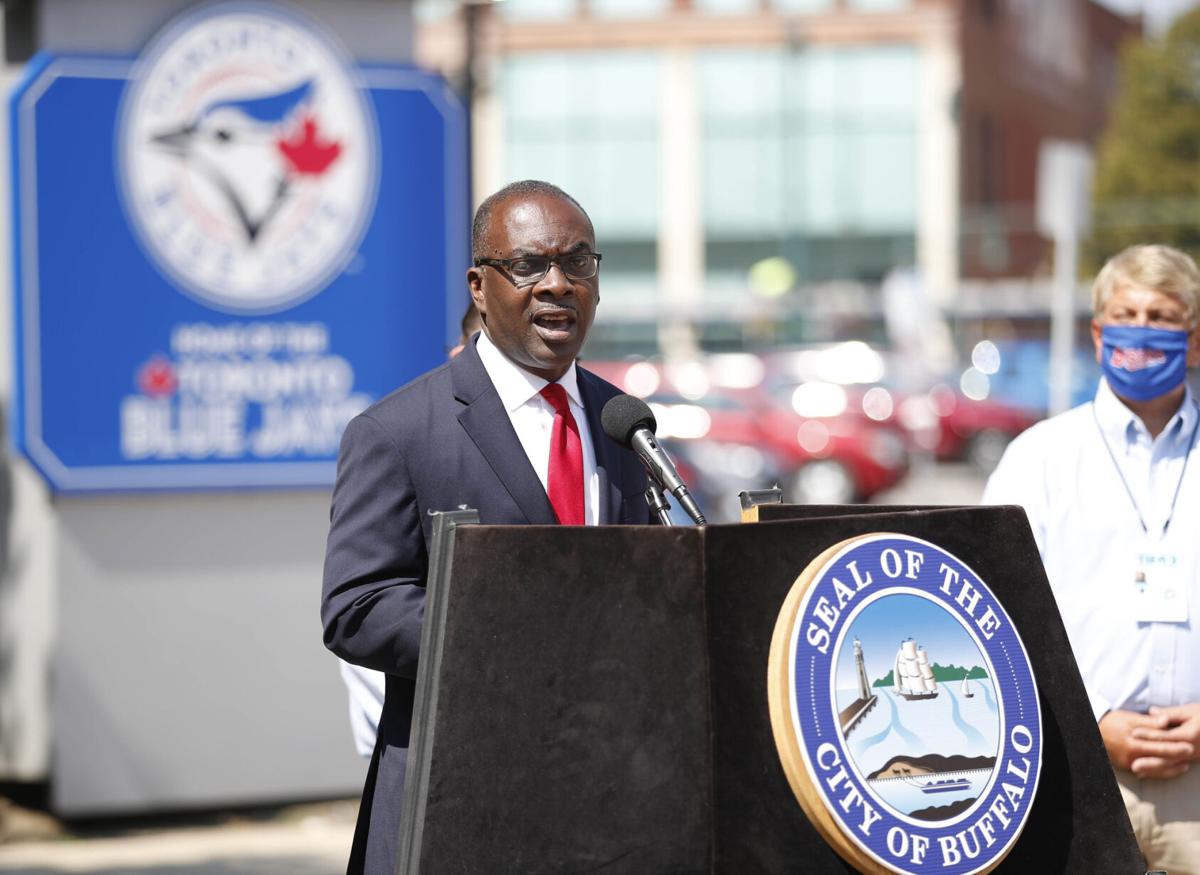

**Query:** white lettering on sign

left=938, top=562, right=1004, bottom=640
left=119, top=321, right=372, bottom=461
left=814, top=743, right=883, bottom=837
left=172, top=322, right=329, bottom=357
left=937, top=725, right=1033, bottom=867
left=122, top=399, right=245, bottom=459
left=250, top=398, right=371, bottom=456
left=885, top=827, right=930, bottom=865
left=175, top=357, right=353, bottom=402
left=803, top=545, right=1006, bottom=655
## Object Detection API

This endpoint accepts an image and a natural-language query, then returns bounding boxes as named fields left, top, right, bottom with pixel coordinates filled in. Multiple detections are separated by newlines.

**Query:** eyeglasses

left=474, top=252, right=602, bottom=285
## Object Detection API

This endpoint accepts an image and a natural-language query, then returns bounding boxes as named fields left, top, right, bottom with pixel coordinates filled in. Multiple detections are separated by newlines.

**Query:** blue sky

left=834, top=593, right=987, bottom=690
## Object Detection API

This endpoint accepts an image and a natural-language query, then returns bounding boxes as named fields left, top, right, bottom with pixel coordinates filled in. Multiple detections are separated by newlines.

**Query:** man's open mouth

left=532, top=309, right=576, bottom=337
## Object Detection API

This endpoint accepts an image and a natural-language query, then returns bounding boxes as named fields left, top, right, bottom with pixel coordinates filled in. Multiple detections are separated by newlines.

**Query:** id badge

left=1130, top=545, right=1190, bottom=623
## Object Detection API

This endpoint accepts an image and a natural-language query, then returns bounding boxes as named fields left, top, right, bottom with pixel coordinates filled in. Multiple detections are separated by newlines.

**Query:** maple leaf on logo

left=277, top=113, right=342, bottom=176
left=137, top=356, right=178, bottom=398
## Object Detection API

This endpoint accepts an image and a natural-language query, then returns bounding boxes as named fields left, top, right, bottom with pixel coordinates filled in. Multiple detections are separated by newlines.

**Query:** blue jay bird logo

left=149, top=79, right=343, bottom=245
left=119, top=5, right=378, bottom=313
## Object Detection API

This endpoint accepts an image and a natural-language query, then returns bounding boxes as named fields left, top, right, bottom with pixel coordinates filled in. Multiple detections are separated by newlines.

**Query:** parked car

left=661, top=437, right=787, bottom=523
left=587, top=358, right=910, bottom=505
left=740, top=386, right=910, bottom=503
left=982, top=339, right=1101, bottom=415
left=918, top=384, right=1038, bottom=471
left=895, top=339, right=1099, bottom=471
left=647, top=388, right=908, bottom=505
left=760, top=343, right=1042, bottom=473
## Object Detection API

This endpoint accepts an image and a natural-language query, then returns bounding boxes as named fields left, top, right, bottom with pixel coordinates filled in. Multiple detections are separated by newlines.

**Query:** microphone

left=600, top=395, right=707, bottom=525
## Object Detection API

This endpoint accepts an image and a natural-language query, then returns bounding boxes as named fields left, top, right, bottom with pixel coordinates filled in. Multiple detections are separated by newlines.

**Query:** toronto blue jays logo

left=118, top=2, right=378, bottom=313
left=768, top=534, right=1042, bottom=875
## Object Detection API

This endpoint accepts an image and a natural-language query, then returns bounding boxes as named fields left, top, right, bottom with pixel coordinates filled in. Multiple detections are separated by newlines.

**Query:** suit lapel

left=452, top=340, right=557, bottom=525
left=578, top=367, right=625, bottom=525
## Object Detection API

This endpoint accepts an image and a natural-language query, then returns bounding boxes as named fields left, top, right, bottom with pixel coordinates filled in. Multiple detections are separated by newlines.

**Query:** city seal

left=767, top=533, right=1042, bottom=875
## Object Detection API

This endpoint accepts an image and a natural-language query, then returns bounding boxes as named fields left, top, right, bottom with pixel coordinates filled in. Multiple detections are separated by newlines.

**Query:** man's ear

left=1188, top=324, right=1200, bottom=369
left=1091, top=318, right=1104, bottom=364
left=467, top=267, right=485, bottom=311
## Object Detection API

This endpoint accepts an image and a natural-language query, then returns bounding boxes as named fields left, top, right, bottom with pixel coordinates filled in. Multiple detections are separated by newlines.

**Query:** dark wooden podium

left=395, top=506, right=1144, bottom=874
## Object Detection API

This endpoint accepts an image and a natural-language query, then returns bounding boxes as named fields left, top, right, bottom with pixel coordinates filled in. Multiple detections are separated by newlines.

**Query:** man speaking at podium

left=984, top=244, right=1200, bottom=874
left=321, top=180, right=649, bottom=873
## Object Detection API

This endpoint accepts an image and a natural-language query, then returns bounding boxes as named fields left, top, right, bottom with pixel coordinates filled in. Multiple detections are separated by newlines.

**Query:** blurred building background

left=400, top=0, right=1175, bottom=522
left=3, top=0, right=1200, bottom=870
left=416, top=0, right=1138, bottom=358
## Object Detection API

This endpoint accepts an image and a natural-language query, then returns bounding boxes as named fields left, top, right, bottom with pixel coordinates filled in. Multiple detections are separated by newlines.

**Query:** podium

left=395, top=506, right=1144, bottom=873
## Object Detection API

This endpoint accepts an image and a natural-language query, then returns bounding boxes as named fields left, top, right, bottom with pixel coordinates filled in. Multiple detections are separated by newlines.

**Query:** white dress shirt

left=982, top=379, right=1200, bottom=722
left=339, top=658, right=385, bottom=758
left=338, top=334, right=604, bottom=759
left=475, top=330, right=600, bottom=525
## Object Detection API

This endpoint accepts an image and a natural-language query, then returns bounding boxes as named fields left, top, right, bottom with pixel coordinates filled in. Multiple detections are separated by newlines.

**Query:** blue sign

left=768, top=534, right=1042, bottom=875
left=10, top=2, right=467, bottom=491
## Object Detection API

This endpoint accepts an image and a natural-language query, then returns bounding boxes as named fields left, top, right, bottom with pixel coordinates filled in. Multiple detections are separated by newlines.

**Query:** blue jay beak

left=151, top=125, right=194, bottom=154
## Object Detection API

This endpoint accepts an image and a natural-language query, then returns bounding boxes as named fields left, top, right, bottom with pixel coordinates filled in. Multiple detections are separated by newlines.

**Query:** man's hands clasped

left=1100, top=704, right=1200, bottom=779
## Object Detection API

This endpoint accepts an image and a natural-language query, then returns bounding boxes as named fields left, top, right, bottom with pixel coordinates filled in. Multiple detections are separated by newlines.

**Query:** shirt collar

left=475, top=329, right=582, bottom=412
left=1093, top=376, right=1199, bottom=447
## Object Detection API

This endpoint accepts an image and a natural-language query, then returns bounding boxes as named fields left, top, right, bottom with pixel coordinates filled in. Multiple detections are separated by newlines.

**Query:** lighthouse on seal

left=854, top=637, right=871, bottom=700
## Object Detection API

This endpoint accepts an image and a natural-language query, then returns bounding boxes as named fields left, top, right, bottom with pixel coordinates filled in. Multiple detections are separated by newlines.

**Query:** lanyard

left=1092, top=401, right=1200, bottom=538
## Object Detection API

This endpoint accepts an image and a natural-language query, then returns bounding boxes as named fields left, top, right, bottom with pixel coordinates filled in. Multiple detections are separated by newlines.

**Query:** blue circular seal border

left=771, top=534, right=1043, bottom=875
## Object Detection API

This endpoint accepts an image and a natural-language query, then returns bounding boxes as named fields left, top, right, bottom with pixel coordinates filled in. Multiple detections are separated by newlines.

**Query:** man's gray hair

left=1092, top=244, right=1200, bottom=326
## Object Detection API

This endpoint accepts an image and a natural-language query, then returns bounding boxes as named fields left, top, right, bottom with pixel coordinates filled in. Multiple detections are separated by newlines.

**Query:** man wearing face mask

left=983, top=244, right=1200, bottom=874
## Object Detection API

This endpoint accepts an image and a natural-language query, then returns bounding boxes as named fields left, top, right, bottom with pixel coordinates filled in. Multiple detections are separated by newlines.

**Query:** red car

left=920, top=384, right=1038, bottom=470
left=759, top=344, right=1038, bottom=473
left=585, top=360, right=909, bottom=504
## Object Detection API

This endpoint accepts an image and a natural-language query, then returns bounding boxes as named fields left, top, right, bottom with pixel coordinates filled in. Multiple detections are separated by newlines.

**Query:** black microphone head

left=601, top=394, right=657, bottom=449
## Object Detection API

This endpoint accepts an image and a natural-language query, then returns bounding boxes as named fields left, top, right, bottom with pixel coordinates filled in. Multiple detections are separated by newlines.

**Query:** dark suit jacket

left=321, top=336, right=650, bottom=874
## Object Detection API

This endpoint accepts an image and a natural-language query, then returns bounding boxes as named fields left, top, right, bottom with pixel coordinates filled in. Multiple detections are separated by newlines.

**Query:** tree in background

left=1089, top=9, right=1200, bottom=268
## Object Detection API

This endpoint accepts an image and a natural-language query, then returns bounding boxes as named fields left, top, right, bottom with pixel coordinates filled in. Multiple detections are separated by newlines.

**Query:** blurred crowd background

left=3, top=0, right=1200, bottom=870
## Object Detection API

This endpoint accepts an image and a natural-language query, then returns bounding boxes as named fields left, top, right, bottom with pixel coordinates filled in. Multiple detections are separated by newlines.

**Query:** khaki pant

left=1116, top=767, right=1200, bottom=875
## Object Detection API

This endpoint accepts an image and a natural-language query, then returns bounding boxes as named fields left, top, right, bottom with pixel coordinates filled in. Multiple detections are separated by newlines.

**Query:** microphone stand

left=644, top=482, right=674, bottom=526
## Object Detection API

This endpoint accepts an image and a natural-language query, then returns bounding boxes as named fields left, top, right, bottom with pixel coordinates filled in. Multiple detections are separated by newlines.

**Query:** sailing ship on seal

left=892, top=638, right=939, bottom=700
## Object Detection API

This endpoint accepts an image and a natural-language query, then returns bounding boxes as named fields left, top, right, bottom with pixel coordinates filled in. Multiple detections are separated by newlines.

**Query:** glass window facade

left=773, top=0, right=836, bottom=13
left=846, top=0, right=909, bottom=10
left=590, top=0, right=671, bottom=18
left=498, top=0, right=578, bottom=22
left=414, top=0, right=459, bottom=23
left=501, top=52, right=661, bottom=303
left=699, top=44, right=918, bottom=294
left=694, top=0, right=761, bottom=14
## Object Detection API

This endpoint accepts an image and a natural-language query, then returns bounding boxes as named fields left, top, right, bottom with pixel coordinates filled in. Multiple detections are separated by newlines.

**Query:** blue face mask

left=1100, top=324, right=1191, bottom=401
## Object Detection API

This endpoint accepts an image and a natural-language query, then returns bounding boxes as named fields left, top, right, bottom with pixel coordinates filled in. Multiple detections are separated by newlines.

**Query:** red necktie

left=540, top=383, right=585, bottom=526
